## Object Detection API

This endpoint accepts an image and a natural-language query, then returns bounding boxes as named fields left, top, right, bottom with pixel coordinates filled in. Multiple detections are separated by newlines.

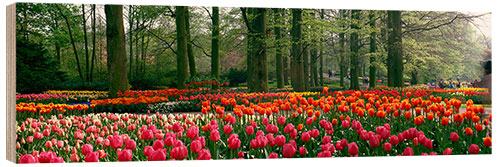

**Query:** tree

left=90, top=4, right=97, bottom=82
left=389, top=10, right=403, bottom=87
left=56, top=4, right=83, bottom=80
left=186, top=7, right=196, bottom=77
left=338, top=10, right=346, bottom=88
left=274, top=8, right=284, bottom=88
left=251, top=8, right=268, bottom=92
left=386, top=11, right=394, bottom=87
left=319, top=9, right=325, bottom=86
left=369, top=11, right=377, bottom=88
left=211, top=7, right=220, bottom=79
left=349, top=10, right=361, bottom=90
left=128, top=5, right=134, bottom=79
left=175, top=6, right=189, bottom=89
left=241, top=8, right=268, bottom=92
left=291, top=9, right=306, bottom=91
left=105, top=5, right=129, bottom=97
left=82, top=4, right=90, bottom=81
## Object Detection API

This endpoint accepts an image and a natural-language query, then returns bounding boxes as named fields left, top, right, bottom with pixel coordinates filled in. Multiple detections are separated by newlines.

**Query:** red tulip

left=468, top=144, right=479, bottom=154
left=84, top=151, right=99, bottom=162
left=299, top=147, right=307, bottom=156
left=322, top=136, right=332, bottom=144
left=450, top=132, right=459, bottom=142
left=245, top=126, right=254, bottom=135
left=110, top=135, right=123, bottom=149
left=197, top=149, right=211, bottom=160
left=369, top=135, right=380, bottom=148
left=70, top=153, right=79, bottom=162
left=348, top=142, right=358, bottom=156
left=306, top=117, right=313, bottom=125
left=27, top=136, right=34, bottom=143
left=117, top=149, right=132, bottom=161
left=103, top=139, right=110, bottom=147
left=483, top=137, right=492, bottom=147
left=19, top=154, right=36, bottom=164
left=424, top=139, right=432, bottom=149
left=190, top=140, right=203, bottom=153
left=301, top=131, right=311, bottom=142
left=228, top=137, right=241, bottom=150
left=403, top=147, right=414, bottom=156
left=283, top=143, right=297, bottom=158
left=317, top=150, right=331, bottom=157
left=224, top=125, right=233, bottom=134
left=171, top=146, right=188, bottom=160
left=268, top=152, right=278, bottom=159
left=125, top=139, right=136, bottom=150
left=81, top=144, right=93, bottom=155
left=443, top=148, right=452, bottom=155
left=342, top=120, right=350, bottom=129
left=336, top=141, right=343, bottom=150
left=49, top=157, right=64, bottom=163
left=148, top=149, right=167, bottom=161
left=238, top=151, right=244, bottom=158
left=384, top=143, right=392, bottom=152
left=278, top=117, right=286, bottom=125
left=275, top=135, right=286, bottom=146
left=153, top=140, right=164, bottom=150
left=340, top=139, right=348, bottom=148
left=38, top=151, right=56, bottom=163
left=210, top=130, right=220, bottom=141
left=141, top=129, right=154, bottom=140
left=389, top=135, right=399, bottom=145
left=321, top=143, right=335, bottom=153
left=186, top=126, right=199, bottom=140
left=143, top=146, right=154, bottom=156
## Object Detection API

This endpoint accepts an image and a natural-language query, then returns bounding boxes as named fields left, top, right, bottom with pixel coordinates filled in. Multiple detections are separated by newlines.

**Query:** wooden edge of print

left=6, top=3, right=17, bottom=163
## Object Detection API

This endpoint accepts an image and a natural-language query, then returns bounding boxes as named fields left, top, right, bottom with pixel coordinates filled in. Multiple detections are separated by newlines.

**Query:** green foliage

left=52, top=79, right=109, bottom=91
left=221, top=68, right=247, bottom=87
left=129, top=75, right=157, bottom=90
left=16, top=40, right=66, bottom=93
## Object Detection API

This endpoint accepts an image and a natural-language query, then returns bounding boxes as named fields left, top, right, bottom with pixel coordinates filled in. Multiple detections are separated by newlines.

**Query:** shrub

left=222, top=68, right=247, bottom=87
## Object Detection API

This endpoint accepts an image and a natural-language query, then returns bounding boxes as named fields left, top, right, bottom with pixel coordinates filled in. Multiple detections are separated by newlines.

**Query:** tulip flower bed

left=15, top=88, right=492, bottom=163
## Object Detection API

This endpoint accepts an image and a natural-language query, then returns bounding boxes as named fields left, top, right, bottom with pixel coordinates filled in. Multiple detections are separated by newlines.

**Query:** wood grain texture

left=6, top=3, right=17, bottom=163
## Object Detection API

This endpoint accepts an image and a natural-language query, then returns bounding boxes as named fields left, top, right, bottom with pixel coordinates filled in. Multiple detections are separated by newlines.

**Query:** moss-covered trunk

left=105, top=5, right=129, bottom=97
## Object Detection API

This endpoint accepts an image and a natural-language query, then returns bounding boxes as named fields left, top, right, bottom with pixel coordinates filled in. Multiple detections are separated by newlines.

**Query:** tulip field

left=15, top=87, right=492, bottom=163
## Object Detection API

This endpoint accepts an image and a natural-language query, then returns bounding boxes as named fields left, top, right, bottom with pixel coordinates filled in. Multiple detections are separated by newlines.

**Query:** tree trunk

left=244, top=8, right=255, bottom=90
left=390, top=11, right=404, bottom=87
left=284, top=54, right=289, bottom=85
left=252, top=8, right=268, bottom=92
left=211, top=7, right=220, bottom=79
left=82, top=4, right=90, bottom=82
left=311, top=49, right=319, bottom=87
left=57, top=5, right=83, bottom=80
left=387, top=11, right=394, bottom=87
left=175, top=6, right=189, bottom=89
left=369, top=11, right=377, bottom=88
left=90, top=4, right=96, bottom=82
left=142, top=36, right=150, bottom=75
left=274, top=8, right=284, bottom=89
left=303, top=44, right=310, bottom=90
left=105, top=5, right=129, bottom=97
left=350, top=10, right=361, bottom=90
left=186, top=7, right=196, bottom=77
left=291, top=9, right=305, bottom=91
left=128, top=5, right=133, bottom=79
left=138, top=33, right=144, bottom=75
left=339, top=10, right=346, bottom=88
left=319, top=9, right=325, bottom=86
